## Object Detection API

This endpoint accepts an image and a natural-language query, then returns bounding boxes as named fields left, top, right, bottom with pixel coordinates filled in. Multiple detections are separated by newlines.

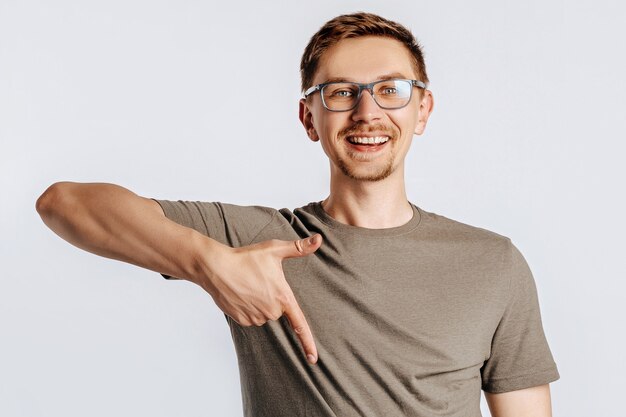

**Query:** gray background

left=2, top=0, right=625, bottom=416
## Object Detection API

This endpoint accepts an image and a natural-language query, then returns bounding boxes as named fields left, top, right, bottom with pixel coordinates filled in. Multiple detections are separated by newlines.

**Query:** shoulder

left=418, top=206, right=511, bottom=245
left=153, top=199, right=284, bottom=247
left=217, top=202, right=280, bottom=220
left=216, top=203, right=284, bottom=241
left=414, top=206, right=524, bottom=274
left=241, top=204, right=320, bottom=244
left=419, top=208, right=538, bottom=290
left=154, top=199, right=280, bottom=227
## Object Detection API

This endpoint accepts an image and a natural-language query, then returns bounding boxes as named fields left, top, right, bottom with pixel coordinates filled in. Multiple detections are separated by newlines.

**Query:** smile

left=346, top=136, right=390, bottom=145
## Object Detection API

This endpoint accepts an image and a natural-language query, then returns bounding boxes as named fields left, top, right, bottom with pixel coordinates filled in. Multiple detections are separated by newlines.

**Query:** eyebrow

left=322, top=72, right=411, bottom=84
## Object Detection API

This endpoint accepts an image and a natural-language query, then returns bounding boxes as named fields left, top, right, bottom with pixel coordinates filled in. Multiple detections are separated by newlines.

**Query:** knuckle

left=276, top=291, right=292, bottom=307
left=252, top=317, right=266, bottom=326
left=268, top=309, right=283, bottom=321
left=239, top=319, right=252, bottom=327
left=292, top=324, right=305, bottom=335
left=233, top=314, right=251, bottom=327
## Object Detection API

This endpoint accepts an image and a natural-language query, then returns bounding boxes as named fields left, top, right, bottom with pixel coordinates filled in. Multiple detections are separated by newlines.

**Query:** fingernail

left=307, top=354, right=316, bottom=364
left=307, top=235, right=317, bottom=245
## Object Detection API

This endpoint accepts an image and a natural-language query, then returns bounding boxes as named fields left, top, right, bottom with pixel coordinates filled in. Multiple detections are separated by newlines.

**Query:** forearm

left=35, top=181, right=224, bottom=282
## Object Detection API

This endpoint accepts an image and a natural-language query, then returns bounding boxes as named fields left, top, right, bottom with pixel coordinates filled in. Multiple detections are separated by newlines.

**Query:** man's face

left=299, top=36, right=434, bottom=182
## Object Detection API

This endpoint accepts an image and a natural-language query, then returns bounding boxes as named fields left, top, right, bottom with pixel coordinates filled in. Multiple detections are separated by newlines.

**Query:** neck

left=322, top=165, right=413, bottom=229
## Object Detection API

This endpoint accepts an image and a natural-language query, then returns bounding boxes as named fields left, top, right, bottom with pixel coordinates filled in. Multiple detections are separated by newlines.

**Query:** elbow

left=36, top=181, right=73, bottom=218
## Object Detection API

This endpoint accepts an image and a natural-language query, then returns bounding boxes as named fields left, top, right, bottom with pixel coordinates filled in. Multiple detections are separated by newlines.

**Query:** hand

left=199, top=234, right=323, bottom=365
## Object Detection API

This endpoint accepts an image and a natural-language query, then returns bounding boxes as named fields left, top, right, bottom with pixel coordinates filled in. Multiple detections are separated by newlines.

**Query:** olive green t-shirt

left=152, top=199, right=560, bottom=417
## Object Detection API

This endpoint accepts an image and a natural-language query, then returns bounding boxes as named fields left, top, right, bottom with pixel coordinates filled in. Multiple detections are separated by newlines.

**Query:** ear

left=414, top=89, right=434, bottom=136
left=299, top=98, right=320, bottom=142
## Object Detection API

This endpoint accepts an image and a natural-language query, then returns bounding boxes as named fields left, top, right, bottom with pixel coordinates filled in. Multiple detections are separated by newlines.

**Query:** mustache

left=340, top=123, right=397, bottom=138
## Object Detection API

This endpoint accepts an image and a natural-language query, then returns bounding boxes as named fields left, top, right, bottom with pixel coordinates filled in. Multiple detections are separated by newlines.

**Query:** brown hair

left=300, top=12, right=429, bottom=94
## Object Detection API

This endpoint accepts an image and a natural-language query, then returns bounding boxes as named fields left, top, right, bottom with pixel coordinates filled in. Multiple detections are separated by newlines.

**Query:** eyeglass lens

left=322, top=79, right=412, bottom=111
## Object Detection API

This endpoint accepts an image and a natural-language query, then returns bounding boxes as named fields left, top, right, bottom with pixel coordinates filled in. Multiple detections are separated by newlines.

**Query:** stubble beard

left=337, top=151, right=395, bottom=182
left=336, top=123, right=397, bottom=182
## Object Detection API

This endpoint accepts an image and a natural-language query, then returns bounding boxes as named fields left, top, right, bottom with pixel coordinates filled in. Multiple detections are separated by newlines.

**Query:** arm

left=484, top=384, right=553, bottom=417
left=35, top=181, right=219, bottom=281
left=35, top=181, right=320, bottom=364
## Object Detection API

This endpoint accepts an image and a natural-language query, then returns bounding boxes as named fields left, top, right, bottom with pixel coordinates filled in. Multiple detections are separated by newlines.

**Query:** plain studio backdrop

left=1, top=0, right=625, bottom=416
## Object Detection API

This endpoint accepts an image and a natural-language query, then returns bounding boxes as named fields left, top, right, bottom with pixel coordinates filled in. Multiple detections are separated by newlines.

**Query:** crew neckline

left=308, top=200, right=423, bottom=237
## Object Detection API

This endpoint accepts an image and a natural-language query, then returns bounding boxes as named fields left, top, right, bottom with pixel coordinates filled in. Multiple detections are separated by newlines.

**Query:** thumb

left=279, top=234, right=323, bottom=259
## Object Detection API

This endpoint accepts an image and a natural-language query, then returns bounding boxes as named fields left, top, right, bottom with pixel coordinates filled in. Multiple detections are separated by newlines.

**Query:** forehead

left=314, top=36, right=417, bottom=85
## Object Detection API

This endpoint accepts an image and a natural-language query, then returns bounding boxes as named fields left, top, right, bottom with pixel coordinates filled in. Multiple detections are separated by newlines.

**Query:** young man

left=36, top=12, right=559, bottom=417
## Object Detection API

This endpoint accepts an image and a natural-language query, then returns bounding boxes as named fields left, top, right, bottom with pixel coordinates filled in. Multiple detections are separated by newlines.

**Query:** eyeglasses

left=303, top=78, right=427, bottom=112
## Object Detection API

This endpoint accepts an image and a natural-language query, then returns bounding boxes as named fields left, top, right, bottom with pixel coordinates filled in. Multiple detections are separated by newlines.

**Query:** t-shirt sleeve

left=480, top=240, right=560, bottom=393
left=150, top=199, right=277, bottom=280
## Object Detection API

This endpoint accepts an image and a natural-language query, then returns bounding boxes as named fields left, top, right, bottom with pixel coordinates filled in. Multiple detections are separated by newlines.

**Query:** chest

left=282, top=242, right=508, bottom=368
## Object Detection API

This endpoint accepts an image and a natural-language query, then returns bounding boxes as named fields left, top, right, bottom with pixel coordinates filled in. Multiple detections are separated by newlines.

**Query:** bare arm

left=35, top=181, right=219, bottom=281
left=485, top=384, right=553, bottom=417
left=36, top=181, right=320, bottom=364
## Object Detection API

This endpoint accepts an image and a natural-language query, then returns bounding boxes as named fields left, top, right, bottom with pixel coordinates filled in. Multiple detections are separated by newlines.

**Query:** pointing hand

left=197, top=234, right=323, bottom=364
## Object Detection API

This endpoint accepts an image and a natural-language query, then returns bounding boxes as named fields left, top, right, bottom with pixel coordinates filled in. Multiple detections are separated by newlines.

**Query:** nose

left=351, top=89, right=383, bottom=123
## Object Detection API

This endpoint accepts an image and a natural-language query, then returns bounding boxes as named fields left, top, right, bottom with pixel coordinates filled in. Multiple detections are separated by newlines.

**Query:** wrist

left=188, top=232, right=230, bottom=293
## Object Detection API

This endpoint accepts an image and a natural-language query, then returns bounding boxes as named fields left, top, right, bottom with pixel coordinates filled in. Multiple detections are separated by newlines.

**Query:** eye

left=380, top=87, right=398, bottom=95
left=331, top=89, right=354, bottom=98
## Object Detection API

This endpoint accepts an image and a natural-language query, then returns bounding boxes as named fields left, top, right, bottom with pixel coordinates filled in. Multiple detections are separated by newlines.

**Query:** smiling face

left=300, top=36, right=434, bottom=183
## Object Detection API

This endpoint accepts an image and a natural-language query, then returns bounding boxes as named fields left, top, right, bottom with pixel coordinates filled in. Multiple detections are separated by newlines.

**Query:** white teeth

left=348, top=136, right=389, bottom=144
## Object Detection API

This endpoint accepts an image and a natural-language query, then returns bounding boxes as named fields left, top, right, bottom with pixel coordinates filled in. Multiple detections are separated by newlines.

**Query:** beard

left=336, top=152, right=395, bottom=182
left=335, top=123, right=398, bottom=182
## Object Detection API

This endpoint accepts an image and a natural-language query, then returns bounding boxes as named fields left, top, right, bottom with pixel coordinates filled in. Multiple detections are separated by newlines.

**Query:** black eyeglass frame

left=303, top=78, right=427, bottom=112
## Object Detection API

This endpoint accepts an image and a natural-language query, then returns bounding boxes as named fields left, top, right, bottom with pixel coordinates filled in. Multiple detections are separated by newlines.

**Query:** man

left=36, top=12, right=559, bottom=417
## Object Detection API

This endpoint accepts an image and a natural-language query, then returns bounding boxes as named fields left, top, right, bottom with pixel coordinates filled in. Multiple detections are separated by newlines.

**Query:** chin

left=339, top=160, right=395, bottom=182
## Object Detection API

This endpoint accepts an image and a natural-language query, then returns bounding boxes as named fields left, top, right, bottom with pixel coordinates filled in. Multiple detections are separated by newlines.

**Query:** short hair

left=300, top=12, right=429, bottom=94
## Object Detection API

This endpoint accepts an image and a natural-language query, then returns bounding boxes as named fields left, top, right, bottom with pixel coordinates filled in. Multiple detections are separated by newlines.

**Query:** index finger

left=283, top=297, right=318, bottom=365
